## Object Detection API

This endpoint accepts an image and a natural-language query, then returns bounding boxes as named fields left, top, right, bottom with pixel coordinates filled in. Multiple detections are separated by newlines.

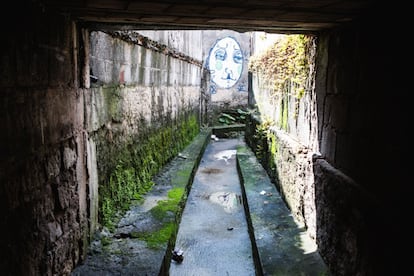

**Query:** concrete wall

left=137, top=30, right=203, bottom=61
left=86, top=30, right=204, bottom=233
left=312, top=20, right=407, bottom=275
left=119, top=29, right=251, bottom=125
left=202, top=30, right=250, bottom=116
left=88, top=30, right=202, bottom=128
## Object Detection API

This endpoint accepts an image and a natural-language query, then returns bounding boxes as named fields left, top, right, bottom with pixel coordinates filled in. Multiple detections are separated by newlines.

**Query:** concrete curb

left=159, top=128, right=212, bottom=274
left=237, top=145, right=329, bottom=276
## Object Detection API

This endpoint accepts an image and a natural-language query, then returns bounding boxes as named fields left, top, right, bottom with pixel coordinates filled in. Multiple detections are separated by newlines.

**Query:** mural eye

left=233, top=49, right=243, bottom=64
left=215, top=48, right=227, bottom=61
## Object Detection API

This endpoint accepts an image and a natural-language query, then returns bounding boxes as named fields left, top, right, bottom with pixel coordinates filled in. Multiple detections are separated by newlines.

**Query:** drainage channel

left=71, top=129, right=328, bottom=275
left=169, top=136, right=255, bottom=276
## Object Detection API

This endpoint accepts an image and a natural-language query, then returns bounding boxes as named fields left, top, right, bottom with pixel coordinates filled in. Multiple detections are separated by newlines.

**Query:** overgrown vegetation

left=247, top=118, right=280, bottom=184
left=99, top=114, right=199, bottom=231
left=249, top=34, right=311, bottom=98
left=249, top=34, right=314, bottom=128
left=140, top=222, right=176, bottom=249
left=252, top=118, right=273, bottom=162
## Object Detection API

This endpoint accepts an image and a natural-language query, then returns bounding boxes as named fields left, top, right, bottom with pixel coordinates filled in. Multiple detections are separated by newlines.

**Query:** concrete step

left=237, top=145, right=329, bottom=275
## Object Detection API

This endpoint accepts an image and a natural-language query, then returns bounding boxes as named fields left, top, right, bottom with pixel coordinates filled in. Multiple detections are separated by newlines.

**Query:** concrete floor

left=170, top=137, right=256, bottom=276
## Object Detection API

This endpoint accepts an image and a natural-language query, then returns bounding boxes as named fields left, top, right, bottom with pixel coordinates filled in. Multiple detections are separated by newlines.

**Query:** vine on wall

left=249, top=34, right=314, bottom=133
left=249, top=34, right=312, bottom=99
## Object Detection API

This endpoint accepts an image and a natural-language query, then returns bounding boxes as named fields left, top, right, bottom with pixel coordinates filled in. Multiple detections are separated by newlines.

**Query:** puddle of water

left=200, top=167, right=223, bottom=174
left=209, top=191, right=242, bottom=213
left=213, top=149, right=237, bottom=163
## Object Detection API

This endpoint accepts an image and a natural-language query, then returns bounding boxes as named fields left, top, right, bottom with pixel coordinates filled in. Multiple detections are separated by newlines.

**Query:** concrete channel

left=170, top=136, right=256, bottom=276
left=71, top=127, right=328, bottom=275
left=169, top=130, right=328, bottom=275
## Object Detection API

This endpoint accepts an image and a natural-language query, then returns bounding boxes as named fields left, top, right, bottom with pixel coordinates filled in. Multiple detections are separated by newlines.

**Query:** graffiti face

left=207, top=37, right=243, bottom=89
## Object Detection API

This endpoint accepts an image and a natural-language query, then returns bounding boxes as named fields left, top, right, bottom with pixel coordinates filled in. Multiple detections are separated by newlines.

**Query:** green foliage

left=219, top=113, right=236, bottom=124
left=217, top=108, right=252, bottom=125
left=268, top=132, right=278, bottom=175
left=101, top=236, right=112, bottom=247
left=251, top=118, right=280, bottom=180
left=253, top=118, right=273, bottom=161
left=249, top=34, right=314, bottom=129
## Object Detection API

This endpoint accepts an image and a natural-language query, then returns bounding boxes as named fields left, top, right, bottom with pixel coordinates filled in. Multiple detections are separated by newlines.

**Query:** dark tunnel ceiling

left=40, top=0, right=374, bottom=34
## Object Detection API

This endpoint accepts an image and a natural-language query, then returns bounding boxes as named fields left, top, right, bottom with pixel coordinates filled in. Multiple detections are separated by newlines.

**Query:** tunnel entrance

left=72, top=27, right=323, bottom=275
left=2, top=2, right=405, bottom=275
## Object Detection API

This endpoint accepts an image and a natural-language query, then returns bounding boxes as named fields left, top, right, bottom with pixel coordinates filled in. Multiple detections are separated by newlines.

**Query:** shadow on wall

left=312, top=155, right=380, bottom=275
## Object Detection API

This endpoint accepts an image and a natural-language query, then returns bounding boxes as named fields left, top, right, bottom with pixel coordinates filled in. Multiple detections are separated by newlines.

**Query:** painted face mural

left=207, top=37, right=243, bottom=89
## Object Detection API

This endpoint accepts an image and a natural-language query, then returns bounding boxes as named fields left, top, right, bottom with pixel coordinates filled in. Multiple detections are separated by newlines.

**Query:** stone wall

left=248, top=31, right=377, bottom=274
left=312, top=20, right=406, bottom=275
left=0, top=7, right=87, bottom=275
left=0, top=7, right=206, bottom=275
left=247, top=11, right=408, bottom=275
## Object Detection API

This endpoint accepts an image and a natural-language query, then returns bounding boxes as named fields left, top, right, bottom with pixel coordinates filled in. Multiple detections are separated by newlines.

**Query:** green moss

left=280, top=97, right=288, bottom=131
left=141, top=222, right=177, bottom=249
left=252, top=119, right=272, bottom=162
left=101, top=236, right=112, bottom=247
left=112, top=250, right=124, bottom=255
left=150, top=187, right=184, bottom=220
left=172, top=166, right=194, bottom=188
left=249, top=119, right=281, bottom=180
left=102, top=86, right=123, bottom=122
left=236, top=145, right=248, bottom=154
left=99, top=114, right=199, bottom=231
left=268, top=132, right=278, bottom=173
left=133, top=188, right=185, bottom=249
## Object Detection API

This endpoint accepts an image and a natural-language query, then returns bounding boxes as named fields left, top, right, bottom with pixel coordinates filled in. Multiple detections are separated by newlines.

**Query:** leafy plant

left=217, top=108, right=252, bottom=125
